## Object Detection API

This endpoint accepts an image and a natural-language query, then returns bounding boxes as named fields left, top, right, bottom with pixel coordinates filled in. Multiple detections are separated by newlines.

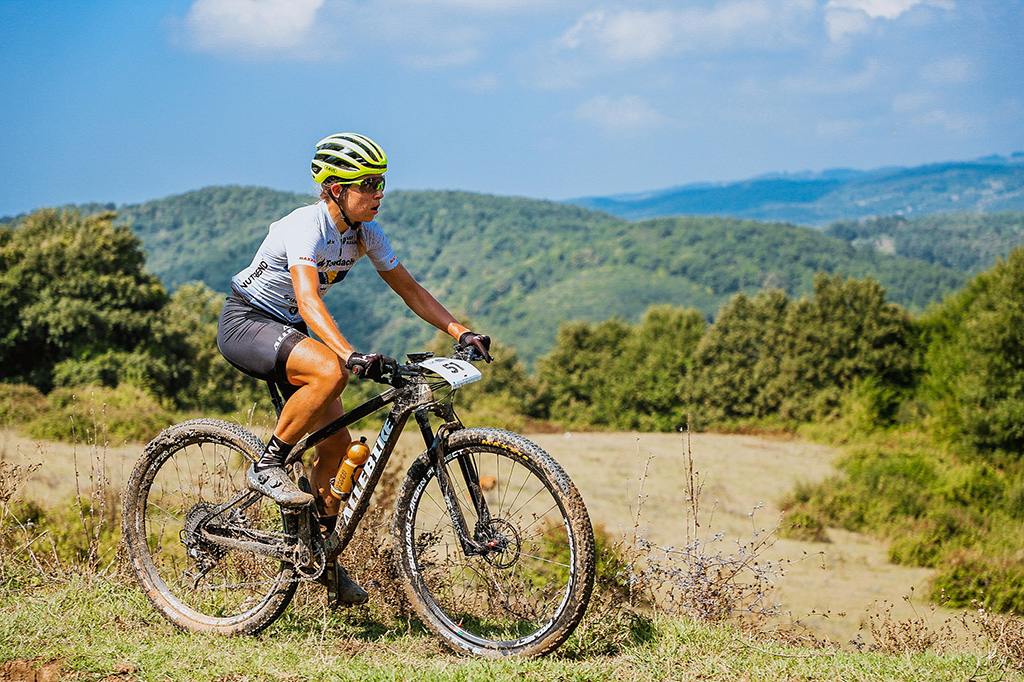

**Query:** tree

left=689, top=275, right=915, bottom=425
left=689, top=289, right=790, bottom=423
left=770, top=273, right=916, bottom=421
left=534, top=306, right=705, bottom=431
left=535, top=319, right=632, bottom=427
left=0, top=210, right=167, bottom=391
left=920, top=246, right=1024, bottom=455
left=608, top=305, right=705, bottom=431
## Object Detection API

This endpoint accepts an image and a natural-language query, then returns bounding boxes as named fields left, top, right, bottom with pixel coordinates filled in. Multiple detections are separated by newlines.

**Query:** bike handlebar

left=368, top=345, right=488, bottom=387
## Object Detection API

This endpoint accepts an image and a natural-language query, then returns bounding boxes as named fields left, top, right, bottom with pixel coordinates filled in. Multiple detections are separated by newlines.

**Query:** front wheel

left=121, top=419, right=298, bottom=635
left=392, top=427, right=595, bottom=657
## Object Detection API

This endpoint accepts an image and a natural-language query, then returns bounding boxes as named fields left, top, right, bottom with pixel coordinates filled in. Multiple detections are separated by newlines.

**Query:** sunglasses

left=346, top=176, right=385, bottom=193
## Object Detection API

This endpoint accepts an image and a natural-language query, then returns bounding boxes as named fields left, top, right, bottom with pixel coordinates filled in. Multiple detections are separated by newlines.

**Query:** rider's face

left=335, top=179, right=384, bottom=224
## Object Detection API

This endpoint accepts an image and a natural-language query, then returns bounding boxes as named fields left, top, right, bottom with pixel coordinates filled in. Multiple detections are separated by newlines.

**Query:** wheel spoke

left=123, top=420, right=299, bottom=635
left=396, top=430, right=594, bottom=656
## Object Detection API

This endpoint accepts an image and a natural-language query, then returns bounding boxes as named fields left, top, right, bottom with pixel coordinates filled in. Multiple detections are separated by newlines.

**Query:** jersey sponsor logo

left=298, top=256, right=316, bottom=265
left=317, top=257, right=355, bottom=269
left=272, top=326, right=298, bottom=352
left=238, top=260, right=270, bottom=288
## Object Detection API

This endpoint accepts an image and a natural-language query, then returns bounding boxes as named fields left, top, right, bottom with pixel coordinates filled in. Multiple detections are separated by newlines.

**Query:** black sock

left=255, top=434, right=294, bottom=471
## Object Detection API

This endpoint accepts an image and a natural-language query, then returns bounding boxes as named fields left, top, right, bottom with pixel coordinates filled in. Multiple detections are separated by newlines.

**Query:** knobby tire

left=122, top=419, right=298, bottom=635
left=392, top=427, right=595, bottom=657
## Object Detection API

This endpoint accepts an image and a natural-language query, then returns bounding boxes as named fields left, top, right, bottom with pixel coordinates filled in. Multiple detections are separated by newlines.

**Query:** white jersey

left=230, top=201, right=399, bottom=324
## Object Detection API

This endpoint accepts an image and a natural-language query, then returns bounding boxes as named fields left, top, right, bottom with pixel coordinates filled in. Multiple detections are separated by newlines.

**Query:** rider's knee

left=313, top=359, right=348, bottom=397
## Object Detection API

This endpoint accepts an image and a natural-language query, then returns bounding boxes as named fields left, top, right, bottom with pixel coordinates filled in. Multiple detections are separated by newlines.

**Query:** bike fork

left=415, top=410, right=492, bottom=557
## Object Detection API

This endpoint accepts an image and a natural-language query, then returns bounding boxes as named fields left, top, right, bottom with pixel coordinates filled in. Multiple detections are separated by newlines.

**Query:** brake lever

left=452, top=345, right=483, bottom=363
left=376, top=358, right=403, bottom=386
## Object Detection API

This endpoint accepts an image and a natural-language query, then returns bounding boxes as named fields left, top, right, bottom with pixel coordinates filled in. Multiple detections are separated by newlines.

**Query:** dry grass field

left=1, top=423, right=948, bottom=645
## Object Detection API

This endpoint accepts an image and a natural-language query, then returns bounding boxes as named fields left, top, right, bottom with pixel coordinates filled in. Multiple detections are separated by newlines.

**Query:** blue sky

left=1, top=0, right=1022, bottom=218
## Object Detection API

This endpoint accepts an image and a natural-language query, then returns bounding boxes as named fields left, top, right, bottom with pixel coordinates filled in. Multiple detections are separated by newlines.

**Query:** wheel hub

left=181, top=501, right=230, bottom=568
left=478, top=518, right=521, bottom=569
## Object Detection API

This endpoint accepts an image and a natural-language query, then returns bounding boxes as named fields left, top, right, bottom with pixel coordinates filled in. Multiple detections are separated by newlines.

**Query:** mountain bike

left=121, top=347, right=595, bottom=658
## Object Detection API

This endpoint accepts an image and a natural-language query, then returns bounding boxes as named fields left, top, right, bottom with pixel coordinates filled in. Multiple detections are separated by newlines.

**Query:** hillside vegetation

left=116, top=186, right=973, bottom=364
left=825, top=211, right=1024, bottom=273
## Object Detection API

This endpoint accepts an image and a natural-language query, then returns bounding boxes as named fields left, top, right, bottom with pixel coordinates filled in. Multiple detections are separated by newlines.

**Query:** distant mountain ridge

left=569, top=154, right=1024, bottom=225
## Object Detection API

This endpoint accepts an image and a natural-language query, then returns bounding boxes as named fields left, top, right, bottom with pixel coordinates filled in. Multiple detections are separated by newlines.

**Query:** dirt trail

left=530, top=430, right=941, bottom=643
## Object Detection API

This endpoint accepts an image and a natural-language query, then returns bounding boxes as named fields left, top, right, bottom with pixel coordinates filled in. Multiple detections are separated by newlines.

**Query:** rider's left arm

left=378, top=264, right=469, bottom=340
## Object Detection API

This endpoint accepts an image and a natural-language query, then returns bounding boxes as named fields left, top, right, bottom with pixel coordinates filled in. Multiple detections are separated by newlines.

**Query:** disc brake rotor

left=479, top=518, right=522, bottom=569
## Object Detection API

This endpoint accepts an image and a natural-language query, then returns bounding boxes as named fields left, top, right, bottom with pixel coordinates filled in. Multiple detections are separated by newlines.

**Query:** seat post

left=267, top=380, right=285, bottom=418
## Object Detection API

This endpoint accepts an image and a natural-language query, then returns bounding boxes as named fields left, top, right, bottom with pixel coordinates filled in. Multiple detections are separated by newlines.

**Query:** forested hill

left=571, top=154, right=1024, bottom=225
left=110, top=185, right=977, bottom=365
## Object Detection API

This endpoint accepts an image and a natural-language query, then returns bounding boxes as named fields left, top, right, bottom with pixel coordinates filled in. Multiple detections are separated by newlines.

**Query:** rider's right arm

left=290, top=263, right=355, bottom=363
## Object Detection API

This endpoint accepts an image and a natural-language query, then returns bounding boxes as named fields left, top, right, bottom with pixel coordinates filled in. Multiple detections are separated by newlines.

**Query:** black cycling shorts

left=217, top=292, right=308, bottom=395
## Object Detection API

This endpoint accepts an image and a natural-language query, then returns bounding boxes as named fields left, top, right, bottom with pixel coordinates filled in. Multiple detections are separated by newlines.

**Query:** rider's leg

left=308, top=399, right=352, bottom=519
left=300, top=386, right=367, bottom=606
left=274, top=337, right=348, bottom=442
left=249, top=337, right=348, bottom=507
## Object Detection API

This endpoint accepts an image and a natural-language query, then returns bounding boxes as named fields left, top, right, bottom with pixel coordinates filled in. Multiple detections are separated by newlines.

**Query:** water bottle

left=329, top=437, right=371, bottom=501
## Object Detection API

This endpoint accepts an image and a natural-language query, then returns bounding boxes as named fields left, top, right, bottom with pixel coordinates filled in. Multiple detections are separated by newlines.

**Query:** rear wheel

left=393, top=427, right=595, bottom=657
left=122, top=419, right=298, bottom=635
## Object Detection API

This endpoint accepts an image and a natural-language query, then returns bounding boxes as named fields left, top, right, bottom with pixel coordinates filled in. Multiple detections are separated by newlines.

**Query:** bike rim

left=406, top=446, right=578, bottom=651
left=139, top=438, right=292, bottom=623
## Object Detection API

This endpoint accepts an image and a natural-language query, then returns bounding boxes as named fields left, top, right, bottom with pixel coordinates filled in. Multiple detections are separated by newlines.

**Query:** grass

left=3, top=411, right=1024, bottom=680
left=1, top=567, right=1019, bottom=682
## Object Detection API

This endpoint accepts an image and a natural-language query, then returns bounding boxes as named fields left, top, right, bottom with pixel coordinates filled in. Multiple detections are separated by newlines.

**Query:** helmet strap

left=329, top=184, right=361, bottom=230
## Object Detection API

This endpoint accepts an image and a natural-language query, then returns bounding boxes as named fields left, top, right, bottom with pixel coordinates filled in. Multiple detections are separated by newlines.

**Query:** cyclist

left=216, top=132, right=491, bottom=603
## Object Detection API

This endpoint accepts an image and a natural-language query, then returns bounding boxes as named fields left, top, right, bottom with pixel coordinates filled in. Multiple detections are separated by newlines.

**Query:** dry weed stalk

left=625, top=424, right=793, bottom=625
left=854, top=592, right=956, bottom=656
left=68, top=393, right=117, bottom=573
left=0, top=446, right=50, bottom=575
left=959, top=599, right=1024, bottom=670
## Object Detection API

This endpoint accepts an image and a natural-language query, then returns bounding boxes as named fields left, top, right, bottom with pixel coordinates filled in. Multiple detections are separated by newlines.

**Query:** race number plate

left=420, top=357, right=482, bottom=389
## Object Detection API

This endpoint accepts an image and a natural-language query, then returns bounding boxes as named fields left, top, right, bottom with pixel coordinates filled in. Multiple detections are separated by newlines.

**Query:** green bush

left=919, top=246, right=1024, bottom=455
left=0, top=383, right=48, bottom=426
left=930, top=550, right=1024, bottom=613
left=26, top=384, right=176, bottom=443
left=777, top=508, right=830, bottom=543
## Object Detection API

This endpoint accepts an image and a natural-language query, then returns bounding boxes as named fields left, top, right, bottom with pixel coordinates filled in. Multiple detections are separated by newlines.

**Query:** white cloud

left=827, top=0, right=925, bottom=20
left=573, top=95, right=668, bottom=131
left=404, top=48, right=480, bottom=70
left=915, top=109, right=969, bottom=133
left=558, top=10, right=677, bottom=61
left=892, top=91, right=934, bottom=113
left=184, top=0, right=324, bottom=51
left=824, top=0, right=955, bottom=41
left=782, top=59, right=881, bottom=94
left=556, top=1, right=813, bottom=63
left=393, top=0, right=557, bottom=11
left=816, top=118, right=866, bottom=138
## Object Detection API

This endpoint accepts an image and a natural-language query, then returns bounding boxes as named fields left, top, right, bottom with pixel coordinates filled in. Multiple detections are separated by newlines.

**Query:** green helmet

left=311, top=133, right=388, bottom=184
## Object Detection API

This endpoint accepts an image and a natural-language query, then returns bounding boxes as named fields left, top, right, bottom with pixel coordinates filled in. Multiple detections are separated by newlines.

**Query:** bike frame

left=262, top=361, right=493, bottom=568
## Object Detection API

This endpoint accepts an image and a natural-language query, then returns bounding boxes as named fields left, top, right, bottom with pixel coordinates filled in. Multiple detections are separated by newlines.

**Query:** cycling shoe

left=319, top=561, right=369, bottom=607
left=247, top=464, right=314, bottom=507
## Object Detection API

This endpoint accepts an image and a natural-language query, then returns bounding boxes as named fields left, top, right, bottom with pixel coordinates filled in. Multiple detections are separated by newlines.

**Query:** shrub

left=931, top=550, right=1024, bottom=613
left=777, top=508, right=830, bottom=543
left=0, top=383, right=48, bottom=426
left=26, top=384, right=175, bottom=443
